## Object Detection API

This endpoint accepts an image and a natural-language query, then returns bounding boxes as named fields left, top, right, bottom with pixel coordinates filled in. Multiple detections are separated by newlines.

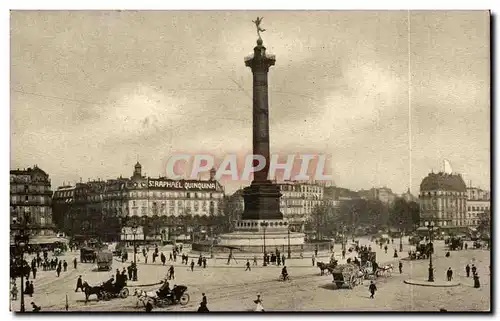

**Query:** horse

left=317, top=260, right=338, bottom=276
left=82, top=281, right=103, bottom=302
left=376, top=264, right=393, bottom=277
left=133, top=289, right=157, bottom=308
left=317, top=262, right=329, bottom=275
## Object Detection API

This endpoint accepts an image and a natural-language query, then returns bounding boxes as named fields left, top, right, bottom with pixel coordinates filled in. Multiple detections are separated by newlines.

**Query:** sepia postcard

left=9, top=10, right=491, bottom=312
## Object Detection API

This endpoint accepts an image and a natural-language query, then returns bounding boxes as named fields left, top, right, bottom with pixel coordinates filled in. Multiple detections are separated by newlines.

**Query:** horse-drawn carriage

left=409, top=242, right=433, bottom=260
left=83, top=281, right=130, bottom=302
left=135, top=284, right=190, bottom=308
left=80, top=247, right=96, bottom=263
left=331, top=263, right=364, bottom=289
left=449, top=237, right=464, bottom=251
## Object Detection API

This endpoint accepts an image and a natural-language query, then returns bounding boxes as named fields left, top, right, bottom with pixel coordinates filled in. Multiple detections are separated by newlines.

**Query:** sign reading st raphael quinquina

left=147, top=178, right=217, bottom=191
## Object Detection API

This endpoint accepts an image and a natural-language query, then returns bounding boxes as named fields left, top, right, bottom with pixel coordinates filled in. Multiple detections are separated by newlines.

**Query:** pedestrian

left=25, top=280, right=30, bottom=295
left=446, top=267, right=453, bottom=281
left=471, top=264, right=477, bottom=275
left=254, top=294, right=264, bottom=312
left=31, top=302, right=41, bottom=312
left=466, top=264, right=471, bottom=277
left=203, top=257, right=207, bottom=268
left=145, top=301, right=153, bottom=312
left=473, top=273, right=481, bottom=288
left=282, top=255, right=286, bottom=266
left=312, top=255, right=315, bottom=266
left=369, top=281, right=377, bottom=299
left=342, top=249, right=346, bottom=259
left=190, top=260, right=195, bottom=272
left=169, top=252, right=173, bottom=261
left=169, top=265, right=175, bottom=280
left=277, top=255, right=281, bottom=266
left=398, top=261, right=403, bottom=274
left=63, top=260, right=68, bottom=272
left=393, top=249, right=398, bottom=258
left=11, top=284, right=18, bottom=300
left=391, top=238, right=394, bottom=244
left=173, top=252, right=177, bottom=262
left=253, top=256, right=257, bottom=266
left=144, top=254, right=148, bottom=264
left=32, top=266, right=37, bottom=279
left=56, top=265, right=61, bottom=277
left=465, top=243, right=468, bottom=250
left=75, top=275, right=84, bottom=292
left=315, top=248, right=318, bottom=257
left=202, top=293, right=207, bottom=306
left=384, top=245, right=388, bottom=254
left=198, top=302, right=209, bottom=312
left=245, top=260, right=251, bottom=271
left=161, top=253, right=166, bottom=266
left=29, top=281, right=34, bottom=296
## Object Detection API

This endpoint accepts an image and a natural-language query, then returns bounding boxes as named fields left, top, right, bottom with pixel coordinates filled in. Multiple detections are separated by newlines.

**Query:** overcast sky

left=10, top=10, right=490, bottom=195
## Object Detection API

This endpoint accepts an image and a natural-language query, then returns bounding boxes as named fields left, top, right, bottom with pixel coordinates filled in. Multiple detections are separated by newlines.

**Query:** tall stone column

left=242, top=38, right=283, bottom=221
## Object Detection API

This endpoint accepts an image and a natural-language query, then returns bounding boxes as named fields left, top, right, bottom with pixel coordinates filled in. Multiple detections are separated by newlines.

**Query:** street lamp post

left=131, top=223, right=138, bottom=281
left=399, top=220, right=404, bottom=253
left=13, top=212, right=30, bottom=313
left=425, top=221, right=435, bottom=282
left=261, top=222, right=268, bottom=266
left=287, top=225, right=291, bottom=259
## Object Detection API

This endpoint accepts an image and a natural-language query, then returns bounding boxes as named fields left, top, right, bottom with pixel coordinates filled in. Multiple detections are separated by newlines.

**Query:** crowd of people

left=9, top=236, right=490, bottom=312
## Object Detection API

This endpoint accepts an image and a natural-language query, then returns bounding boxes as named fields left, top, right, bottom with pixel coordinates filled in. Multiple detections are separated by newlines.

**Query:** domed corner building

left=418, top=172, right=468, bottom=235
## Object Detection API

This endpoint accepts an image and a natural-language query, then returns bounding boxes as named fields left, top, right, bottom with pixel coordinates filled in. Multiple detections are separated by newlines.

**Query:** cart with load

left=96, top=250, right=113, bottom=271
left=331, top=263, right=363, bottom=289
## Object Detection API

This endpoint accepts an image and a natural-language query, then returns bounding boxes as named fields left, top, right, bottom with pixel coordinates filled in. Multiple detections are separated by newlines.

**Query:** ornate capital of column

left=244, top=45, right=276, bottom=72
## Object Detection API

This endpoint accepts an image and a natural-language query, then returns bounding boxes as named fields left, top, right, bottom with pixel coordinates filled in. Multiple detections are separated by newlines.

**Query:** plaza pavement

left=9, top=237, right=490, bottom=312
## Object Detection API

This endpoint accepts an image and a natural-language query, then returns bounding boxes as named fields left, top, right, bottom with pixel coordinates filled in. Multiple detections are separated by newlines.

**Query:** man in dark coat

left=56, top=265, right=62, bottom=277
left=202, top=257, right=207, bottom=268
left=168, top=265, right=175, bottom=280
left=190, top=260, right=195, bottom=272
left=75, top=275, right=84, bottom=292
left=73, top=258, right=77, bottom=269
left=399, top=261, right=403, bottom=274
left=466, top=264, right=471, bottom=277
left=245, top=260, right=251, bottom=271
left=446, top=267, right=453, bottom=281
left=161, top=253, right=166, bottom=265
left=369, top=281, right=377, bottom=299
left=471, top=264, right=477, bottom=275
left=473, top=273, right=480, bottom=288
left=32, top=266, right=37, bottom=279
left=63, top=260, right=68, bottom=272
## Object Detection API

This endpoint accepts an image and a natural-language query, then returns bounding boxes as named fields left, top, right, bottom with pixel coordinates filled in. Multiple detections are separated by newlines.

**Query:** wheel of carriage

left=179, top=293, right=190, bottom=306
left=103, top=292, right=111, bottom=301
left=335, top=282, right=343, bottom=289
left=120, top=288, right=129, bottom=298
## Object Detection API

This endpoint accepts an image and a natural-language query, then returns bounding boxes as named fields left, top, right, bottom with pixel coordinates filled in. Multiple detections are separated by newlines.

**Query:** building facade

left=419, top=172, right=468, bottom=230
left=231, top=181, right=324, bottom=232
left=466, top=187, right=490, bottom=228
left=10, top=165, right=54, bottom=236
left=52, top=163, right=225, bottom=242
left=279, top=181, right=324, bottom=231
left=358, top=187, right=396, bottom=204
